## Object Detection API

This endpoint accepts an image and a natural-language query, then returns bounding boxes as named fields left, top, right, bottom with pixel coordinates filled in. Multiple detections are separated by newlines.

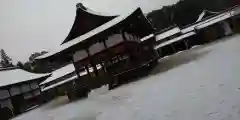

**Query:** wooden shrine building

left=154, top=5, right=240, bottom=59
left=0, top=67, right=50, bottom=119
left=36, top=3, right=158, bottom=99
left=39, top=64, right=77, bottom=102
left=40, top=63, right=104, bottom=101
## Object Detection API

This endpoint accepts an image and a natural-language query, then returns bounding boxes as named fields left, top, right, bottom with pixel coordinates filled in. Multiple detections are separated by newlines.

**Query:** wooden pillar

left=6, top=88, right=15, bottom=117
left=19, top=85, right=23, bottom=94
left=103, top=39, right=108, bottom=48
left=121, top=31, right=127, bottom=41
left=28, top=83, right=32, bottom=91
left=183, top=40, right=189, bottom=49
left=86, top=49, right=98, bottom=77
left=71, top=57, right=81, bottom=79
left=157, top=48, right=162, bottom=58
left=100, top=62, right=107, bottom=73
left=28, top=83, right=34, bottom=97
left=7, top=88, right=12, bottom=97
left=116, top=55, right=121, bottom=61
left=103, top=39, right=115, bottom=89
left=171, top=44, right=176, bottom=53
left=133, top=35, right=138, bottom=41
left=103, top=39, right=112, bottom=65
left=129, top=34, right=133, bottom=41
left=85, top=66, right=90, bottom=76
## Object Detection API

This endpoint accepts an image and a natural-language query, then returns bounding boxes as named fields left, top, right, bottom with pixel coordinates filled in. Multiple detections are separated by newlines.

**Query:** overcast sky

left=0, top=0, right=179, bottom=62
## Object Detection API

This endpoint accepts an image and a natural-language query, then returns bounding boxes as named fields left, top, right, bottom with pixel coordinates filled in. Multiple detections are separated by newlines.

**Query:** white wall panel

left=106, top=34, right=124, bottom=47
left=9, top=86, right=21, bottom=96
left=21, top=84, right=31, bottom=93
left=0, top=90, right=10, bottom=99
left=89, top=42, right=105, bottom=55
left=73, top=50, right=88, bottom=62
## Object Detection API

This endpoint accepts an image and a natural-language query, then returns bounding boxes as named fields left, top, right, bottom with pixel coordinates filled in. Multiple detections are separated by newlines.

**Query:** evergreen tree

left=29, top=51, right=48, bottom=62
left=0, top=49, right=14, bottom=68
left=18, top=51, right=49, bottom=73
left=17, top=61, right=24, bottom=69
left=147, top=0, right=238, bottom=32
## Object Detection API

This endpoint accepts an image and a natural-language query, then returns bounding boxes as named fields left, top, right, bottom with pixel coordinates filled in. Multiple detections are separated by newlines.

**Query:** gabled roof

left=62, top=3, right=117, bottom=44
left=196, top=10, right=219, bottom=22
left=40, top=64, right=75, bottom=85
left=195, top=13, right=231, bottom=29
left=36, top=8, right=149, bottom=60
left=181, top=5, right=240, bottom=34
left=0, top=68, right=50, bottom=88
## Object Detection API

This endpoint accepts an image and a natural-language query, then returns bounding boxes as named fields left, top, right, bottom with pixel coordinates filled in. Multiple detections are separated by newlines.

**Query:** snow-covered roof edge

left=155, top=27, right=181, bottom=41
left=61, top=3, right=118, bottom=44
left=0, top=68, right=51, bottom=88
left=40, top=64, right=75, bottom=85
left=77, top=3, right=117, bottom=17
left=181, top=5, right=240, bottom=34
left=42, top=75, right=78, bottom=92
left=36, top=8, right=141, bottom=60
left=155, top=32, right=196, bottom=50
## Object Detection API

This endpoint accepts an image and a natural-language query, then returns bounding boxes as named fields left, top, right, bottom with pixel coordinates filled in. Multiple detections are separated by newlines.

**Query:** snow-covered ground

left=13, top=35, right=240, bottom=120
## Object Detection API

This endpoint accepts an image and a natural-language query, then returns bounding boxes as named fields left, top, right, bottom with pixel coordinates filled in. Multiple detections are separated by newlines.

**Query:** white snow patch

left=13, top=35, right=240, bottom=120
left=88, top=85, right=109, bottom=98
left=0, top=68, right=50, bottom=87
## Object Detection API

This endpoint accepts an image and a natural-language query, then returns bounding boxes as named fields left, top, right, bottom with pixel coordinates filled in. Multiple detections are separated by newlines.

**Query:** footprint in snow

left=219, top=84, right=224, bottom=87
left=206, top=111, right=221, bottom=116
left=220, top=100, right=224, bottom=104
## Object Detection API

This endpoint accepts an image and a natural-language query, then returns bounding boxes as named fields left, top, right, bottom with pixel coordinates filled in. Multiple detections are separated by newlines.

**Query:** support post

left=100, top=62, right=107, bottom=73
left=86, top=49, right=98, bottom=77
left=171, top=44, right=176, bottom=53
left=121, top=30, right=127, bottom=41
left=85, top=66, right=90, bottom=77
left=183, top=40, right=189, bottom=49
left=71, top=56, right=81, bottom=79
left=7, top=88, right=15, bottom=117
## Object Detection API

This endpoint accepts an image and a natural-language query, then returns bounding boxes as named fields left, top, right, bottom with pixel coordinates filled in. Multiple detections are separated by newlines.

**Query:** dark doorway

left=11, top=95, right=24, bottom=115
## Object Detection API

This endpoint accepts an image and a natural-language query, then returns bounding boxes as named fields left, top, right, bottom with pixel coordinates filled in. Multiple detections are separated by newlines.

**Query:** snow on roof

left=181, top=7, right=238, bottom=34
left=84, top=6, right=116, bottom=17
left=0, top=68, right=50, bottom=88
left=155, top=27, right=181, bottom=41
left=196, top=10, right=219, bottom=22
left=181, top=13, right=226, bottom=34
left=41, top=75, right=77, bottom=92
left=40, top=64, right=75, bottom=85
left=140, top=34, right=154, bottom=42
left=77, top=3, right=116, bottom=17
left=195, top=13, right=231, bottom=29
left=36, top=8, right=138, bottom=60
left=231, top=6, right=240, bottom=16
left=41, top=64, right=103, bottom=91
left=0, top=67, right=18, bottom=71
left=196, top=11, right=207, bottom=22
left=155, top=32, right=196, bottom=50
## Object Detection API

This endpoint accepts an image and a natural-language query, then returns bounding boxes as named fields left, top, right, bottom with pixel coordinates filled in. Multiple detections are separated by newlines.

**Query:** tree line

left=0, top=49, right=48, bottom=73
left=147, top=0, right=239, bottom=31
